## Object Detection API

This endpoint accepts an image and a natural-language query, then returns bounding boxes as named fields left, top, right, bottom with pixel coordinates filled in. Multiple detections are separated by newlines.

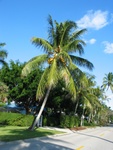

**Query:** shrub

left=0, top=112, right=34, bottom=126
left=0, top=103, right=6, bottom=107
left=42, top=116, right=47, bottom=126
left=42, top=113, right=61, bottom=127
left=60, top=115, right=80, bottom=128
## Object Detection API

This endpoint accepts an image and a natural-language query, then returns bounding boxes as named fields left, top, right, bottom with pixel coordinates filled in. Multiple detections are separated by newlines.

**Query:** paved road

left=0, top=125, right=113, bottom=150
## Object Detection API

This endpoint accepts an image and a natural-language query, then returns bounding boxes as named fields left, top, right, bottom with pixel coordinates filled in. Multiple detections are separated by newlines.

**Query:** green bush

left=42, top=113, right=60, bottom=127
left=42, top=116, right=47, bottom=126
left=0, top=112, right=34, bottom=126
left=60, top=115, right=80, bottom=128
left=42, top=115, right=80, bottom=128
left=0, top=103, right=6, bottom=107
left=69, top=116, right=76, bottom=128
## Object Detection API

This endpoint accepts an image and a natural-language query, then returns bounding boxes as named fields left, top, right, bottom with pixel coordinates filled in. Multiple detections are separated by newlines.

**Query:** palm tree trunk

left=80, top=104, right=85, bottom=126
left=74, top=99, right=79, bottom=114
left=29, top=86, right=51, bottom=131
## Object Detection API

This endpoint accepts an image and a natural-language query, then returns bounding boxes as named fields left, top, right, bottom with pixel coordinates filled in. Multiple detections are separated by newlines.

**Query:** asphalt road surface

left=0, top=125, right=113, bottom=150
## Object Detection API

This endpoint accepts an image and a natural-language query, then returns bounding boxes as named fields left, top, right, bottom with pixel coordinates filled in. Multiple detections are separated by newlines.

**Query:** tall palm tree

left=0, top=43, right=8, bottom=67
left=102, top=72, right=113, bottom=92
left=22, top=15, right=94, bottom=130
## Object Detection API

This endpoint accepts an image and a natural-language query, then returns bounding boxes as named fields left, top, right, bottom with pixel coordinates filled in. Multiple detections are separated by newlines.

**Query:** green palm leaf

left=21, top=54, right=48, bottom=76
left=31, top=37, right=53, bottom=53
left=70, top=55, right=94, bottom=71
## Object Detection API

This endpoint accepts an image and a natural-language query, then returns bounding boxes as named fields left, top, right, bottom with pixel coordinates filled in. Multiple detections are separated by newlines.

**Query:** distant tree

left=0, top=60, right=43, bottom=114
left=102, top=72, right=113, bottom=93
left=0, top=60, right=24, bottom=101
left=46, top=81, right=75, bottom=115
left=0, top=81, right=8, bottom=103
left=0, top=42, right=8, bottom=104
left=16, top=68, right=43, bottom=114
left=0, top=43, right=8, bottom=67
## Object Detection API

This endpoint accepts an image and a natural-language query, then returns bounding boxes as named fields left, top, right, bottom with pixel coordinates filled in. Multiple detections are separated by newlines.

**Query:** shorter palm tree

left=102, top=72, right=113, bottom=92
left=0, top=43, right=8, bottom=67
left=0, top=81, right=8, bottom=103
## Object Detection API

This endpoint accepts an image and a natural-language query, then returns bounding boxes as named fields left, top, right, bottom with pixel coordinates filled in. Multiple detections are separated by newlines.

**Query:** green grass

left=0, top=126, right=64, bottom=142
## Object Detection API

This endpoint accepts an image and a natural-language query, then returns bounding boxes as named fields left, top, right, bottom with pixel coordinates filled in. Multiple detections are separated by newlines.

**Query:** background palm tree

left=0, top=43, right=8, bottom=104
left=102, top=72, right=113, bottom=92
left=22, top=15, right=94, bottom=130
left=0, top=81, right=8, bottom=103
left=0, top=43, right=8, bottom=67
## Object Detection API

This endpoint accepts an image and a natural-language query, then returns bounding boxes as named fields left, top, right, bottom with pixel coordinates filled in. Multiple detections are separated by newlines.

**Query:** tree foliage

left=0, top=60, right=43, bottom=114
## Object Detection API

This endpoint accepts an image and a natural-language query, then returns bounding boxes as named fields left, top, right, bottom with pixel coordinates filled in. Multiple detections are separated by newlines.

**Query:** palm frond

left=83, top=96, right=92, bottom=110
left=66, top=71, right=76, bottom=101
left=47, top=59, right=59, bottom=87
left=31, top=37, right=53, bottom=53
left=70, top=55, right=94, bottom=71
left=54, top=21, right=63, bottom=47
left=21, top=54, right=48, bottom=77
left=102, top=72, right=113, bottom=92
left=36, top=68, right=49, bottom=100
left=0, top=43, right=8, bottom=66
left=60, top=21, right=77, bottom=46
left=70, top=29, right=87, bottom=41
left=0, top=43, right=6, bottom=47
left=57, top=51, right=73, bottom=66
left=47, top=15, right=55, bottom=44
left=36, top=59, right=59, bottom=99
left=60, top=67, right=76, bottom=101
left=63, top=39, right=85, bottom=55
left=0, top=50, right=8, bottom=58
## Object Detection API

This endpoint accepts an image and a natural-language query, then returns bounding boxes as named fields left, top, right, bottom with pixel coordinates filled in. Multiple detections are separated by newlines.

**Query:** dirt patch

left=70, top=127, right=86, bottom=131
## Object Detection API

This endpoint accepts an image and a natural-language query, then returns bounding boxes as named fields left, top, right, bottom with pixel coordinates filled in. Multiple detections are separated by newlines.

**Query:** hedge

left=42, top=115, right=80, bottom=128
left=0, top=112, right=34, bottom=127
left=60, top=115, right=80, bottom=128
left=0, top=112, right=80, bottom=128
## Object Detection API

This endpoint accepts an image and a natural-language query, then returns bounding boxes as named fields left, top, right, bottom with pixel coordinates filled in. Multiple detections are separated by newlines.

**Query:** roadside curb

left=41, top=126, right=73, bottom=133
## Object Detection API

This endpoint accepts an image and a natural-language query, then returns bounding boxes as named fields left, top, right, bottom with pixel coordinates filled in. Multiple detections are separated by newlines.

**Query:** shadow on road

left=0, top=138, right=73, bottom=150
left=75, top=130, right=113, bottom=144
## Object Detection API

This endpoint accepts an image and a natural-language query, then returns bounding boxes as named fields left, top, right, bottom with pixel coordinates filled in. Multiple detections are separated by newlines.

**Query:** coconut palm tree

left=74, top=73, right=98, bottom=125
left=22, top=15, right=94, bottom=130
left=0, top=43, right=8, bottom=67
left=102, top=72, right=113, bottom=92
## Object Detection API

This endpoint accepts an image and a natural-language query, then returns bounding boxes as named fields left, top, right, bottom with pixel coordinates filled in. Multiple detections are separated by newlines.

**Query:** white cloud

left=103, top=41, right=113, bottom=54
left=77, top=10, right=109, bottom=30
left=89, top=38, right=96, bottom=44
left=85, top=38, right=96, bottom=44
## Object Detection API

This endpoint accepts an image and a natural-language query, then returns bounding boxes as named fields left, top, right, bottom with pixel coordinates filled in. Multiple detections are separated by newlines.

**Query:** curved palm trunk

left=29, top=86, right=51, bottom=131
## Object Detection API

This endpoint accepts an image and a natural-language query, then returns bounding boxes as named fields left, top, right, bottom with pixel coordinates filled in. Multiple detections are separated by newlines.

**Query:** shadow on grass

left=0, top=127, right=73, bottom=150
left=0, top=126, right=64, bottom=142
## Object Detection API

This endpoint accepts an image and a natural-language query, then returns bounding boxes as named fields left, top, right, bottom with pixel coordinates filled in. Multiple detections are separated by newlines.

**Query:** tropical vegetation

left=0, top=17, right=113, bottom=131
left=21, top=15, right=94, bottom=130
left=0, top=42, right=8, bottom=105
left=102, top=72, right=113, bottom=92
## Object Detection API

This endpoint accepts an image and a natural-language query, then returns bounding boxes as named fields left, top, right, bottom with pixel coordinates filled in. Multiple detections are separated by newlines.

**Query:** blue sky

left=0, top=0, right=113, bottom=108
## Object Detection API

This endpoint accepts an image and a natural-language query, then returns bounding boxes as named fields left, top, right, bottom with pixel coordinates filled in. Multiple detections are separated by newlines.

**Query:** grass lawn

left=0, top=126, right=64, bottom=142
